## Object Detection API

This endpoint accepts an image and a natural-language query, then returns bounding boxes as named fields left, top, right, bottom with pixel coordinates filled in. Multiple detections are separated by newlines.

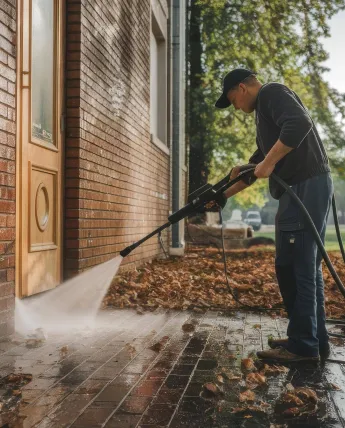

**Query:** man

left=215, top=68, right=333, bottom=363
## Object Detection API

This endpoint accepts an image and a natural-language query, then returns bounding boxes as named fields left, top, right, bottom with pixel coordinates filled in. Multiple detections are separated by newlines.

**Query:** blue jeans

left=275, top=172, right=333, bottom=357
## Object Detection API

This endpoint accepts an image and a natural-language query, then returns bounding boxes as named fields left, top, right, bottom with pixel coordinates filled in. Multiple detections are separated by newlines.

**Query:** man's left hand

left=254, top=160, right=275, bottom=179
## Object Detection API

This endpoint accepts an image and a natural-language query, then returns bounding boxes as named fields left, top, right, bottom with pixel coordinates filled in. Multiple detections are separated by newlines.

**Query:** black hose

left=271, top=172, right=345, bottom=299
left=219, top=208, right=284, bottom=311
left=158, top=231, right=169, bottom=259
left=217, top=169, right=345, bottom=337
left=332, top=195, right=345, bottom=263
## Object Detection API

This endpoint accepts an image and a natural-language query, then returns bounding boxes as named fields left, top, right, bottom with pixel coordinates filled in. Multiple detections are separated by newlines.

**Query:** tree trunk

left=187, top=0, right=209, bottom=196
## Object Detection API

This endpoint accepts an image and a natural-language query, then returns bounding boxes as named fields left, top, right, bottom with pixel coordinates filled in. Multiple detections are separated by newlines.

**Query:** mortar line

left=0, top=311, right=135, bottom=382
left=97, top=311, right=196, bottom=428
left=165, top=311, right=220, bottom=427
left=41, top=310, right=186, bottom=428
left=1, top=308, right=132, bottom=366
left=19, top=314, right=148, bottom=407
left=14, top=310, right=134, bottom=367
left=134, top=311, right=211, bottom=427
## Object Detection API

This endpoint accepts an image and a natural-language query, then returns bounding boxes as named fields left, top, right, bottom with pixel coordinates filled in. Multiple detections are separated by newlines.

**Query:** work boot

left=268, top=337, right=288, bottom=349
left=320, top=342, right=331, bottom=360
left=257, top=347, right=320, bottom=363
left=268, top=338, right=330, bottom=359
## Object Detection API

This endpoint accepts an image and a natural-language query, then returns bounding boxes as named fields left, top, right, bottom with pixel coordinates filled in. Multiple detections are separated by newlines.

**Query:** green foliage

left=188, top=0, right=345, bottom=208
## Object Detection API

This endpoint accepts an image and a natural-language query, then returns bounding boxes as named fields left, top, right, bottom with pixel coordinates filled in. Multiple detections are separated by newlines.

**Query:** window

left=150, top=10, right=167, bottom=147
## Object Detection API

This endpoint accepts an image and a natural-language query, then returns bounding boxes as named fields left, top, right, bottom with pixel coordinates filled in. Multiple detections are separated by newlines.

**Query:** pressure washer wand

left=119, top=168, right=255, bottom=258
left=120, top=221, right=172, bottom=258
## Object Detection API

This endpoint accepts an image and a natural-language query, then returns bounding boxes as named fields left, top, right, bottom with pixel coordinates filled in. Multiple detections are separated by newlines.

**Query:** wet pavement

left=0, top=309, right=344, bottom=427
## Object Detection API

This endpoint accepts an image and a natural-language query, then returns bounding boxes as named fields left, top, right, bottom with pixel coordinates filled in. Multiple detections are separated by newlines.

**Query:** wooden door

left=17, top=0, right=64, bottom=297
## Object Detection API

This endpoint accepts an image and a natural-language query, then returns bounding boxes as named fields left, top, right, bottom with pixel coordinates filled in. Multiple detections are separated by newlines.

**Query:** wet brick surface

left=0, top=309, right=344, bottom=427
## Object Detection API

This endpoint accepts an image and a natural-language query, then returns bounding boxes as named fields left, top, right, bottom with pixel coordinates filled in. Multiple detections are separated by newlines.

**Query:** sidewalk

left=0, top=309, right=344, bottom=427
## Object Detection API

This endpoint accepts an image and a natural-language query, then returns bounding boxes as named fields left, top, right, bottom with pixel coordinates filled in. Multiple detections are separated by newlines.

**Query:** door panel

left=17, top=0, right=63, bottom=297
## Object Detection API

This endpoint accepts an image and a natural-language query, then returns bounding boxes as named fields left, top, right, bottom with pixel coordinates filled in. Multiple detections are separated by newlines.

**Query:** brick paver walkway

left=0, top=309, right=344, bottom=427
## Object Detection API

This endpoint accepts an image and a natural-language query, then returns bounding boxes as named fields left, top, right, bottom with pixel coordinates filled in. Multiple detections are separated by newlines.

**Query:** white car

left=243, top=211, right=262, bottom=231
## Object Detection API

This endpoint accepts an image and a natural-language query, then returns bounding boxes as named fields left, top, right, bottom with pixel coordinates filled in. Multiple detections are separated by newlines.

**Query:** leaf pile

left=275, top=384, right=319, bottom=418
left=0, top=373, right=33, bottom=420
left=105, top=248, right=345, bottom=319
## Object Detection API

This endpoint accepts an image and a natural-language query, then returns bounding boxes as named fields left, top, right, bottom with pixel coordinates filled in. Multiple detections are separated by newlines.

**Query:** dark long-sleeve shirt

left=249, top=83, right=330, bottom=199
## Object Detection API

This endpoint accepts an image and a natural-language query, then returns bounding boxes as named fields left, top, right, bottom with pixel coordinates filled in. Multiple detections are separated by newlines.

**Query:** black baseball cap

left=215, top=68, right=256, bottom=108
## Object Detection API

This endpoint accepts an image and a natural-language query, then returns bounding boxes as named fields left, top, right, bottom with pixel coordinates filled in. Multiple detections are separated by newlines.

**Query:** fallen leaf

left=60, top=346, right=69, bottom=356
left=281, top=392, right=304, bottom=406
left=239, top=389, right=255, bottom=402
left=326, top=382, right=341, bottom=391
left=241, top=358, right=255, bottom=372
left=217, top=375, right=224, bottom=384
left=220, top=368, right=242, bottom=381
left=246, top=372, right=266, bottom=389
left=182, top=323, right=195, bottom=332
left=263, top=364, right=289, bottom=376
left=25, top=338, right=44, bottom=348
left=285, top=383, right=295, bottom=392
left=231, top=404, right=267, bottom=415
left=203, top=382, right=219, bottom=396
left=295, top=387, right=318, bottom=403
left=282, top=407, right=300, bottom=417
left=149, top=336, right=169, bottom=353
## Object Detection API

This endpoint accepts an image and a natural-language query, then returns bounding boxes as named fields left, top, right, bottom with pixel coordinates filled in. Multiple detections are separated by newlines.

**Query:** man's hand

left=230, top=166, right=241, bottom=180
left=254, top=139, right=293, bottom=179
left=254, top=160, right=275, bottom=179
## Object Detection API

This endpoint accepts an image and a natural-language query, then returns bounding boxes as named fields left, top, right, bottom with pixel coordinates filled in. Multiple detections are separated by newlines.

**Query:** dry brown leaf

left=263, top=364, right=289, bottom=376
left=285, top=383, right=295, bottom=392
left=327, top=382, right=341, bottom=391
left=241, top=358, right=255, bottom=372
left=203, top=382, right=219, bottom=396
left=231, top=404, right=267, bottom=415
left=282, top=407, right=300, bottom=417
left=281, top=393, right=304, bottom=407
left=239, top=389, right=255, bottom=402
left=182, top=323, right=195, bottom=332
left=295, top=387, right=318, bottom=403
left=149, top=336, right=169, bottom=353
left=246, top=372, right=266, bottom=389
left=217, top=375, right=224, bottom=384
left=220, top=368, right=242, bottom=381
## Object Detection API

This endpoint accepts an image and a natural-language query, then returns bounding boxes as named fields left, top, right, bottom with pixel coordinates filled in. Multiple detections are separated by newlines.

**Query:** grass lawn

left=255, top=225, right=345, bottom=252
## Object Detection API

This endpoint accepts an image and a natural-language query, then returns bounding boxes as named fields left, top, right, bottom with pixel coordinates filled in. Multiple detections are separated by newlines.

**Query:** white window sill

left=151, top=134, right=170, bottom=156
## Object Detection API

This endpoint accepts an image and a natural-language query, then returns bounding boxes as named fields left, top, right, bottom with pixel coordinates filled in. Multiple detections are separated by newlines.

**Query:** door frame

left=16, top=0, right=66, bottom=297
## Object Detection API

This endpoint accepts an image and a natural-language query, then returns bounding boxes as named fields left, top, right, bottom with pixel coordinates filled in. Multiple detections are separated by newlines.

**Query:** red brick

left=0, top=200, right=15, bottom=213
left=0, top=228, right=15, bottom=240
left=6, top=268, right=14, bottom=281
left=0, top=281, right=14, bottom=296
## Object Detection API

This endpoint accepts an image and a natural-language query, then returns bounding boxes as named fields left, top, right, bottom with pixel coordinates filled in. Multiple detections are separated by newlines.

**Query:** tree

left=187, top=0, right=345, bottom=208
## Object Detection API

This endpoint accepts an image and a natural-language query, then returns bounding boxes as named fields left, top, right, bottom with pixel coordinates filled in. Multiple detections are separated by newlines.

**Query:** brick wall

left=65, top=0, right=171, bottom=276
left=0, top=0, right=16, bottom=335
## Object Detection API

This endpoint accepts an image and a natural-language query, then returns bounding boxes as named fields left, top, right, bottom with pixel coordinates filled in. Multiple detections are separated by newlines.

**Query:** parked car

left=243, top=211, right=262, bottom=231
